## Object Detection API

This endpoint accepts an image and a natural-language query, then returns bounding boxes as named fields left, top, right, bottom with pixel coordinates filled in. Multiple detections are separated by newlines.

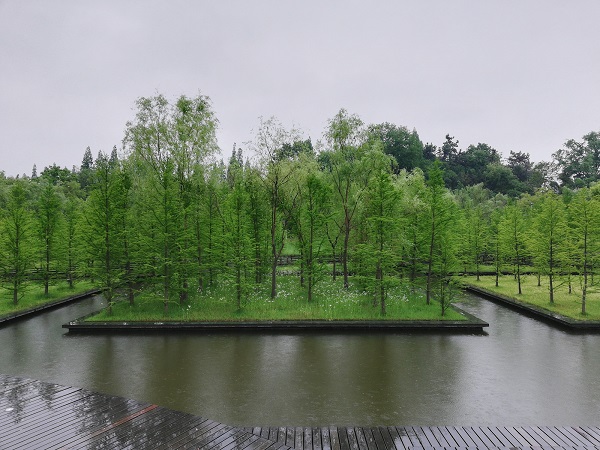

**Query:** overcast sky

left=1, top=1, right=599, bottom=177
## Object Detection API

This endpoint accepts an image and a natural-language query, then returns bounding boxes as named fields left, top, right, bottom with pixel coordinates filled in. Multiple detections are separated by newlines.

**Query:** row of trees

left=1, top=93, right=599, bottom=316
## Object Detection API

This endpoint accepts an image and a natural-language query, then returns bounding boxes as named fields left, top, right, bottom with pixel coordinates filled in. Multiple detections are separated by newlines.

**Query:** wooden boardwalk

left=243, top=426, right=600, bottom=449
left=2, top=374, right=600, bottom=449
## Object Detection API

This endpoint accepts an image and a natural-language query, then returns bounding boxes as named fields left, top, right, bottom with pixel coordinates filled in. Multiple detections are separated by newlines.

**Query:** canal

left=0, top=293, right=599, bottom=426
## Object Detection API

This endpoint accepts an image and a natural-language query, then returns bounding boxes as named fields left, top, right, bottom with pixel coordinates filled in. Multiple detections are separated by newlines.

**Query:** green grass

left=463, top=274, right=600, bottom=320
left=0, top=280, right=97, bottom=319
left=87, top=276, right=467, bottom=322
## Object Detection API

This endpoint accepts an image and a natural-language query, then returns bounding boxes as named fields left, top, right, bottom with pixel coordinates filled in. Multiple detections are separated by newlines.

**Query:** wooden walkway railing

left=2, top=374, right=600, bottom=449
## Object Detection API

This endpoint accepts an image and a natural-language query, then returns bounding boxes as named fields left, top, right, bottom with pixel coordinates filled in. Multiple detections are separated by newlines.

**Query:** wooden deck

left=2, top=374, right=600, bottom=449
left=243, top=425, right=600, bottom=449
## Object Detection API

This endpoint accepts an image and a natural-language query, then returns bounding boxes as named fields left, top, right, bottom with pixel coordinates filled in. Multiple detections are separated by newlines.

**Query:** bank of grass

left=464, top=274, right=600, bottom=320
left=0, top=280, right=97, bottom=319
left=88, top=276, right=467, bottom=322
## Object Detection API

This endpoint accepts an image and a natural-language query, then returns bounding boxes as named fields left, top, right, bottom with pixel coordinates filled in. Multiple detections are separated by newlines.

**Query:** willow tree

left=324, top=109, right=370, bottom=289
left=282, top=154, right=330, bottom=302
left=249, top=116, right=301, bottom=299
left=124, top=93, right=218, bottom=312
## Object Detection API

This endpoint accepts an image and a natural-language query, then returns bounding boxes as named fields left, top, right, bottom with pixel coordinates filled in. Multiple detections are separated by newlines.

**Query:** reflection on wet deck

left=2, top=374, right=600, bottom=449
left=0, top=374, right=290, bottom=449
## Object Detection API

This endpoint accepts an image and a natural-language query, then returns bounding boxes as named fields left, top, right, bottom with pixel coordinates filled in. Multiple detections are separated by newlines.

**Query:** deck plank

left=6, top=375, right=600, bottom=449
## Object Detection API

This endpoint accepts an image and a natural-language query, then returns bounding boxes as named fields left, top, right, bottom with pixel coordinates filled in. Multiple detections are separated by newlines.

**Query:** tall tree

left=250, top=116, right=301, bottom=298
left=499, top=201, right=528, bottom=295
left=324, top=109, right=370, bottom=289
left=82, top=152, right=124, bottom=314
left=528, top=192, right=566, bottom=304
left=0, top=181, right=33, bottom=304
left=553, top=131, right=600, bottom=188
left=424, top=161, right=448, bottom=304
left=358, top=145, right=398, bottom=314
left=568, top=187, right=599, bottom=314
left=34, top=181, right=62, bottom=296
left=124, top=93, right=218, bottom=312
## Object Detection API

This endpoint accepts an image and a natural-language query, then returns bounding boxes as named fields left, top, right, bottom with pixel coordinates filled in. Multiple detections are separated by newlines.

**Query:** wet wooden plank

left=559, top=426, right=600, bottom=447
left=303, top=426, right=313, bottom=450
left=321, top=425, right=332, bottom=450
left=329, top=426, right=341, bottom=450
left=313, top=427, right=323, bottom=450
left=346, top=427, right=360, bottom=450
left=378, top=426, right=398, bottom=450
left=463, top=426, right=494, bottom=449
left=575, top=426, right=600, bottom=445
left=446, top=426, right=476, bottom=447
left=368, top=426, right=388, bottom=450
left=295, top=426, right=304, bottom=449
left=416, top=425, right=441, bottom=448
left=359, top=427, right=377, bottom=450
left=388, top=426, right=410, bottom=449
left=337, top=427, right=351, bottom=450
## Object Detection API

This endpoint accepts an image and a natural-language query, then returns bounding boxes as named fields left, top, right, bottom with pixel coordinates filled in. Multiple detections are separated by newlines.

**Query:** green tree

left=124, top=93, right=218, bottom=311
left=425, top=161, right=452, bottom=305
left=357, top=145, right=398, bottom=314
left=0, top=181, right=33, bottom=304
left=34, top=181, right=62, bottom=296
left=82, top=153, right=124, bottom=314
left=553, top=131, right=600, bottom=188
left=568, top=187, right=599, bottom=314
left=499, top=201, right=529, bottom=295
left=324, top=109, right=370, bottom=289
left=222, top=155, right=252, bottom=310
left=528, top=192, right=567, bottom=304
left=250, top=116, right=301, bottom=299
left=367, top=123, right=425, bottom=172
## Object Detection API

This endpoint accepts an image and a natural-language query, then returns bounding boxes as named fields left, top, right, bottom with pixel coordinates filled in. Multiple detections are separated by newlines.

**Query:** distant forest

left=1, top=93, right=599, bottom=315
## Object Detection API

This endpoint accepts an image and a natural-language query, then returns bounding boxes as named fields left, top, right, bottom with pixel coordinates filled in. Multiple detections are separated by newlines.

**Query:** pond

left=1, top=293, right=599, bottom=426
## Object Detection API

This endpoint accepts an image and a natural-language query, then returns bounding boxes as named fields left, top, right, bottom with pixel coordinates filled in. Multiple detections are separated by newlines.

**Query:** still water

left=1, top=293, right=599, bottom=426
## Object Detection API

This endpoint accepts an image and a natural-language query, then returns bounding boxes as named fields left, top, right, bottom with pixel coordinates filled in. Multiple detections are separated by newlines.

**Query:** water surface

left=0, top=294, right=598, bottom=426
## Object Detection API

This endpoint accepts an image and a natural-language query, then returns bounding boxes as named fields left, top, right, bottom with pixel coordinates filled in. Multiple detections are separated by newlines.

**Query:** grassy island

left=0, top=281, right=97, bottom=320
left=86, top=277, right=467, bottom=323
left=464, top=275, right=600, bottom=321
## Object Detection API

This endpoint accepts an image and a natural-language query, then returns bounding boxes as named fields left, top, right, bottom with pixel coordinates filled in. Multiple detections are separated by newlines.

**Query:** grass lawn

left=463, top=274, right=600, bottom=320
left=0, top=280, right=97, bottom=319
left=88, top=276, right=467, bottom=322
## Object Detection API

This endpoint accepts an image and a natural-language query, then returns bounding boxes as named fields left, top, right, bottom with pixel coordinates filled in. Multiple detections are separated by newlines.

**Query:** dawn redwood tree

left=528, top=191, right=567, bottom=304
left=34, top=181, right=62, bottom=296
left=568, top=187, right=599, bottom=314
left=0, top=180, right=34, bottom=305
left=424, top=161, right=451, bottom=305
left=124, top=93, right=218, bottom=312
left=222, top=154, right=252, bottom=309
left=62, top=196, right=81, bottom=288
left=244, top=164, right=270, bottom=285
left=82, top=152, right=124, bottom=314
left=499, top=201, right=528, bottom=295
left=396, top=168, right=427, bottom=290
left=358, top=145, right=399, bottom=314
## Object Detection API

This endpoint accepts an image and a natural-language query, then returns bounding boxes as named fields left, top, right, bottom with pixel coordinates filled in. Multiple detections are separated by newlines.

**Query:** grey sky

left=1, top=1, right=599, bottom=177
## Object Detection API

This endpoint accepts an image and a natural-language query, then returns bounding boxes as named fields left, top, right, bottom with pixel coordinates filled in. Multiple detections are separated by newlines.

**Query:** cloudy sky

left=1, top=1, right=599, bottom=177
